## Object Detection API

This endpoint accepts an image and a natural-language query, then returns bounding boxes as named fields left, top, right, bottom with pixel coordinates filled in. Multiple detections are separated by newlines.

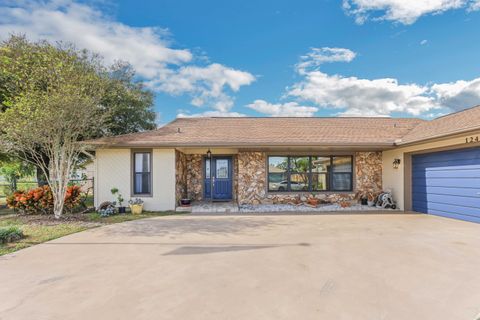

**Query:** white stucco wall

left=95, top=148, right=176, bottom=211
left=383, top=131, right=480, bottom=210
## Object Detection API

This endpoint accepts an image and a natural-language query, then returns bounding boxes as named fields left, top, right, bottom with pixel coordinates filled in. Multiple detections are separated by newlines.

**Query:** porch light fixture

left=206, top=149, right=212, bottom=159
left=393, top=158, right=401, bottom=169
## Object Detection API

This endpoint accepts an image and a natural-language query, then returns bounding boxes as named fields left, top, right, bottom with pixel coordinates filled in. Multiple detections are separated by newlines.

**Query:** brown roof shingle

left=399, top=105, right=480, bottom=144
left=89, top=117, right=424, bottom=147
left=88, top=105, right=480, bottom=148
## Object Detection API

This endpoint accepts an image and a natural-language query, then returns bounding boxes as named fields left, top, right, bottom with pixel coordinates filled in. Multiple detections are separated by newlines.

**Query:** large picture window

left=133, top=152, right=152, bottom=195
left=267, top=155, right=353, bottom=192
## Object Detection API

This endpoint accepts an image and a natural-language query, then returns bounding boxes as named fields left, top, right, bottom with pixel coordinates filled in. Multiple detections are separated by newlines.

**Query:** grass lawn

left=0, top=210, right=180, bottom=256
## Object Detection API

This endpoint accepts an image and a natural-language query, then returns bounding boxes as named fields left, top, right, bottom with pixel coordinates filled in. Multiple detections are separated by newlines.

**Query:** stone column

left=237, top=152, right=266, bottom=205
left=355, top=151, right=383, bottom=195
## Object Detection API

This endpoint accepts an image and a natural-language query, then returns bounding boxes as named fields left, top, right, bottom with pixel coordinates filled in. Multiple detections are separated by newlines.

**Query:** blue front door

left=204, top=157, right=233, bottom=200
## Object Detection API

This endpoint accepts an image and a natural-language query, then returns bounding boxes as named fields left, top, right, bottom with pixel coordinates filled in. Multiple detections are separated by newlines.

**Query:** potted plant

left=367, top=192, right=376, bottom=207
left=339, top=200, right=351, bottom=208
left=360, top=193, right=368, bottom=206
left=128, top=198, right=144, bottom=215
left=180, top=185, right=192, bottom=206
left=307, top=194, right=319, bottom=206
left=110, top=187, right=126, bottom=214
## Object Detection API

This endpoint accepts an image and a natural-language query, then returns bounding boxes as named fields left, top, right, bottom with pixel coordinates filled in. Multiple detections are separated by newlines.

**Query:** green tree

left=0, top=159, right=34, bottom=192
left=99, top=61, right=156, bottom=136
left=0, top=36, right=156, bottom=134
left=0, top=37, right=107, bottom=218
left=0, top=35, right=157, bottom=186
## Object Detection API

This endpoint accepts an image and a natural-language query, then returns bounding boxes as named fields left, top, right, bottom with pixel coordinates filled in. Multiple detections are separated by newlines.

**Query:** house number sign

left=465, top=136, right=480, bottom=144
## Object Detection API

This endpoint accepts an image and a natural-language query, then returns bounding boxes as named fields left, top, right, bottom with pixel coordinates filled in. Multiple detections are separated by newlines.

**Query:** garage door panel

left=412, top=201, right=480, bottom=219
left=412, top=177, right=480, bottom=188
left=412, top=147, right=480, bottom=223
left=420, top=209, right=480, bottom=224
left=411, top=160, right=480, bottom=171
left=413, top=193, right=480, bottom=210
left=412, top=169, right=480, bottom=178
left=411, top=186, right=480, bottom=198
left=412, top=149, right=480, bottom=164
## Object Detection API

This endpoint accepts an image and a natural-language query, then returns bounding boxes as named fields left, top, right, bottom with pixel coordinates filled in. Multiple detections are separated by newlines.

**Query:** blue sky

left=1, top=0, right=480, bottom=123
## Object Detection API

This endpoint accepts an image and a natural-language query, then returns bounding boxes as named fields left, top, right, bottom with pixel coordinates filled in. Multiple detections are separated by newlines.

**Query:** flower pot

left=118, top=206, right=126, bottom=214
left=339, top=201, right=351, bottom=208
left=129, top=204, right=143, bottom=215
left=367, top=201, right=375, bottom=207
left=180, top=199, right=191, bottom=206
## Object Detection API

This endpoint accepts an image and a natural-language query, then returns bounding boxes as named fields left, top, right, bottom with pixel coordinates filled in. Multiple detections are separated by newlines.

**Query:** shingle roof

left=89, top=117, right=424, bottom=147
left=399, top=105, right=480, bottom=145
left=88, top=105, right=480, bottom=148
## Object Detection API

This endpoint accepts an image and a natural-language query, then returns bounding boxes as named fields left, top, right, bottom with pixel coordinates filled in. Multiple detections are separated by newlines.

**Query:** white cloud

left=149, top=63, right=255, bottom=112
left=296, top=47, right=356, bottom=72
left=343, top=0, right=479, bottom=25
left=0, top=0, right=255, bottom=114
left=431, top=78, right=480, bottom=110
left=283, top=46, right=480, bottom=117
left=246, top=100, right=318, bottom=117
left=420, top=39, right=428, bottom=45
left=288, top=71, right=437, bottom=116
left=470, top=0, right=480, bottom=10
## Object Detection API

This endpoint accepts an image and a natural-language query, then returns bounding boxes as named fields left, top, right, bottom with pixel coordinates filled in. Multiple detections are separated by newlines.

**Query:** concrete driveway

left=1, top=213, right=480, bottom=320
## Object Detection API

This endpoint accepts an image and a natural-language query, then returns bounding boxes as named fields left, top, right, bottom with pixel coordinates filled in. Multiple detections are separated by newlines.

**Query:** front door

left=204, top=157, right=233, bottom=201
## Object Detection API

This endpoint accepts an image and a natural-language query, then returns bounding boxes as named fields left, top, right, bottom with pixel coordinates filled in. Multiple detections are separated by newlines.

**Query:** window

left=332, top=156, right=352, bottom=191
left=290, top=157, right=309, bottom=191
left=133, top=152, right=151, bottom=195
left=216, top=159, right=229, bottom=178
left=268, top=157, right=288, bottom=191
left=267, top=155, right=353, bottom=192
left=205, top=158, right=211, bottom=178
left=311, top=156, right=330, bottom=191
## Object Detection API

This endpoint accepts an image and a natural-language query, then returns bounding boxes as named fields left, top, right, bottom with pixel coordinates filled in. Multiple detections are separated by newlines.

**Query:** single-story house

left=89, top=105, right=480, bottom=223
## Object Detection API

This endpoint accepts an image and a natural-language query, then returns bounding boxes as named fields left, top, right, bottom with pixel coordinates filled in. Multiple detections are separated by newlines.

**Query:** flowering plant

left=7, top=185, right=82, bottom=214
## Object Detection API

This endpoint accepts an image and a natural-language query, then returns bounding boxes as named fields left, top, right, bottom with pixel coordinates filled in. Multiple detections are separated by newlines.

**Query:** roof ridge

left=432, top=105, right=480, bottom=120
left=175, top=116, right=425, bottom=120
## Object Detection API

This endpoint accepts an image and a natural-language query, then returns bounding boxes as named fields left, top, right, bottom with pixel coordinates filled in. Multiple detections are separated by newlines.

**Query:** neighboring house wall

left=95, top=148, right=176, bottom=211
left=237, top=151, right=383, bottom=205
left=383, top=130, right=480, bottom=210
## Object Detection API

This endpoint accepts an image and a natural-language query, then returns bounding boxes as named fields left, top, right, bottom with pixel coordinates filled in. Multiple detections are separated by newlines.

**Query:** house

left=89, top=105, right=480, bottom=223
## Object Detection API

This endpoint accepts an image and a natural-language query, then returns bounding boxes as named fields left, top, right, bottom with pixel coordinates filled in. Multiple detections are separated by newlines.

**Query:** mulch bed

left=3, top=212, right=102, bottom=227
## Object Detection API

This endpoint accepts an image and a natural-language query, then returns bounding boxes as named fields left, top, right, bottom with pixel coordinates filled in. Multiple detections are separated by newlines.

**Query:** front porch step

left=190, top=201, right=239, bottom=214
left=175, top=206, right=192, bottom=213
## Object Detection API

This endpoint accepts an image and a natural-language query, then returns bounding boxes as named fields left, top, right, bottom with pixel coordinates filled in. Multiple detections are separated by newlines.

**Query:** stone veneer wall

left=175, top=150, right=187, bottom=204
left=175, top=151, right=203, bottom=203
left=237, top=152, right=266, bottom=205
left=237, top=151, right=383, bottom=205
left=355, top=151, right=382, bottom=195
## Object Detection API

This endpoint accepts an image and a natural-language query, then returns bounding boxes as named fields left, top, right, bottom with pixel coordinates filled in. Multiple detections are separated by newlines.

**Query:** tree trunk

left=36, top=166, right=48, bottom=186
left=53, top=195, right=64, bottom=219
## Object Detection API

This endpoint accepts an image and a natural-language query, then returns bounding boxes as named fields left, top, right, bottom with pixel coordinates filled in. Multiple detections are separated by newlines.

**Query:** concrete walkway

left=1, top=213, right=480, bottom=320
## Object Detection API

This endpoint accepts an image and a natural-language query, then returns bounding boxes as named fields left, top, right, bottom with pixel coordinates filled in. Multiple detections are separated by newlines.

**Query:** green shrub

left=0, top=226, right=24, bottom=243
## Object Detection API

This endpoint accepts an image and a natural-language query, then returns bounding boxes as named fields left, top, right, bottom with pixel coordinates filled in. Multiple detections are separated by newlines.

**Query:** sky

left=1, top=0, right=480, bottom=124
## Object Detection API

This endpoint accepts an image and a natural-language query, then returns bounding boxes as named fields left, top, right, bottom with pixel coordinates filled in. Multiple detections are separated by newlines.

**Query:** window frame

left=131, top=149, right=153, bottom=197
left=267, top=156, right=290, bottom=192
left=267, top=155, right=353, bottom=193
